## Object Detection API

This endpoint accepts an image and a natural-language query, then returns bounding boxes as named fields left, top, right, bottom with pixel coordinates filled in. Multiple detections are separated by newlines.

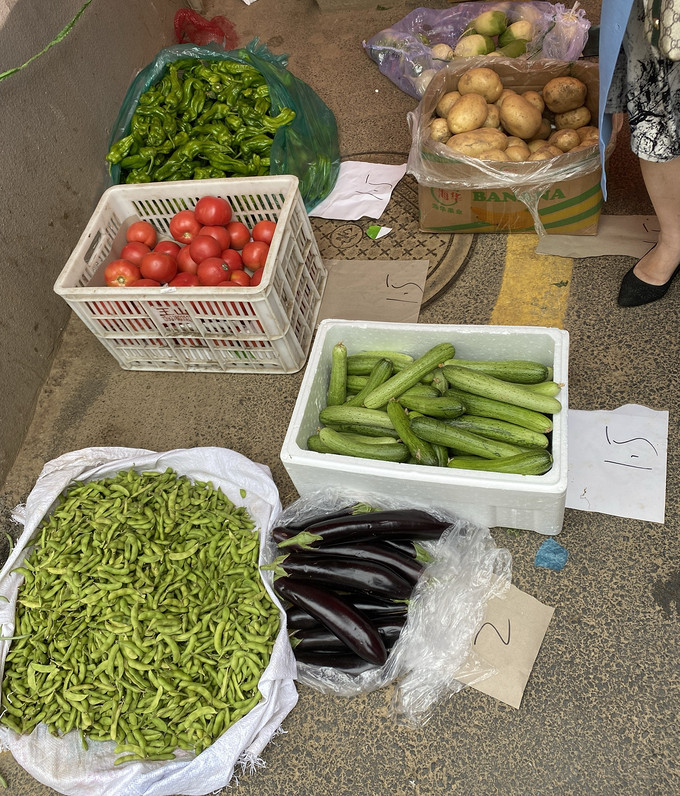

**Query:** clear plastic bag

left=264, top=490, right=512, bottom=725
left=363, top=1, right=591, bottom=99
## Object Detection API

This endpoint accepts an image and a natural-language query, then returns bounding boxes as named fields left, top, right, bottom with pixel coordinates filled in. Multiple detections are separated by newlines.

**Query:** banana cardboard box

left=407, top=57, right=606, bottom=236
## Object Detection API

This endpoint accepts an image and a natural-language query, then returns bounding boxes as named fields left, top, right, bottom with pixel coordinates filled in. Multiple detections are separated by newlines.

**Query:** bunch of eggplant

left=266, top=505, right=450, bottom=675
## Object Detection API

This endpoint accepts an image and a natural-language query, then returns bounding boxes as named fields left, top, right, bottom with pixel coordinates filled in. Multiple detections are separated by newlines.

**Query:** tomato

left=169, top=209, right=202, bottom=243
left=199, top=225, right=231, bottom=251
left=169, top=272, right=200, bottom=287
left=120, top=241, right=151, bottom=266
left=154, top=240, right=181, bottom=259
left=225, top=221, right=250, bottom=250
left=197, top=257, right=232, bottom=286
left=229, top=269, right=251, bottom=286
left=249, top=266, right=265, bottom=287
left=216, top=280, right=233, bottom=286
left=126, top=220, right=157, bottom=248
left=251, top=220, right=277, bottom=245
left=134, top=278, right=161, bottom=287
left=140, top=251, right=177, bottom=284
left=189, top=234, right=222, bottom=264
left=176, top=245, right=199, bottom=274
left=194, top=195, right=232, bottom=226
left=104, top=259, right=141, bottom=287
left=242, top=240, right=270, bottom=270
left=221, top=248, right=243, bottom=271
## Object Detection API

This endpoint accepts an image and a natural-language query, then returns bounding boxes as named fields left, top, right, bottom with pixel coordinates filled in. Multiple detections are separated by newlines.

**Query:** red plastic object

left=174, top=9, right=238, bottom=50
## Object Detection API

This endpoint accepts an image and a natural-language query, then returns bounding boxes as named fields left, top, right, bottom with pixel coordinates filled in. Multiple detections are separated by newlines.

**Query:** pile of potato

left=428, top=66, right=599, bottom=163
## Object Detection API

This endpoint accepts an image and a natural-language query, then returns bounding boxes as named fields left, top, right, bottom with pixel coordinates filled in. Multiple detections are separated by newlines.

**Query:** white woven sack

left=0, top=446, right=298, bottom=796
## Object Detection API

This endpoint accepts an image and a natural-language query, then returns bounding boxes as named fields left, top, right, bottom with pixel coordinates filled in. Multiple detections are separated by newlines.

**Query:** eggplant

left=285, top=605, right=321, bottom=630
left=275, top=577, right=387, bottom=665
left=341, top=593, right=409, bottom=620
left=287, top=542, right=424, bottom=586
left=294, top=649, right=380, bottom=676
left=292, top=614, right=406, bottom=653
left=271, top=504, right=376, bottom=544
left=274, top=555, right=413, bottom=601
left=277, top=508, right=448, bottom=551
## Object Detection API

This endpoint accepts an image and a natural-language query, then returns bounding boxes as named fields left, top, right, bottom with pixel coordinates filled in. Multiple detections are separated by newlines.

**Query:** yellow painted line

left=490, top=234, right=573, bottom=329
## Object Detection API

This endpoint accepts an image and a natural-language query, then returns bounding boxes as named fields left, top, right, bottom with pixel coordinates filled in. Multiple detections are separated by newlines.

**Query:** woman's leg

left=633, top=155, right=680, bottom=285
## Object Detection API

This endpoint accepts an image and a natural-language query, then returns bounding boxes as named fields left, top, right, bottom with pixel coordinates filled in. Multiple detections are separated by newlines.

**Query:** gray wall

left=0, top=0, right=183, bottom=485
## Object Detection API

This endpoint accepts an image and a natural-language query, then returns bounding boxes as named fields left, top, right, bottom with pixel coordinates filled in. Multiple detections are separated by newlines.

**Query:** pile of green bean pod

left=0, top=467, right=279, bottom=765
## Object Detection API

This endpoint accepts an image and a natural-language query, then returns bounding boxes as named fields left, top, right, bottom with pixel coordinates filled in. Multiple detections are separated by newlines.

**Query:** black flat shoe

left=617, top=263, right=680, bottom=307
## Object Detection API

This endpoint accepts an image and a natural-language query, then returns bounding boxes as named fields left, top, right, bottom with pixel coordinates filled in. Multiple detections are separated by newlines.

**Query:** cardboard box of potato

left=408, top=57, right=605, bottom=235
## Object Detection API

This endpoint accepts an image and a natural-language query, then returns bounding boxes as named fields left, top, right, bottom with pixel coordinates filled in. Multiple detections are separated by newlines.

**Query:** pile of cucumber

left=308, top=342, right=562, bottom=475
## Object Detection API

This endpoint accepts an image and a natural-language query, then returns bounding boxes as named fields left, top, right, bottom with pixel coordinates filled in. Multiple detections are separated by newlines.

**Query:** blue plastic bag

left=107, top=40, right=339, bottom=211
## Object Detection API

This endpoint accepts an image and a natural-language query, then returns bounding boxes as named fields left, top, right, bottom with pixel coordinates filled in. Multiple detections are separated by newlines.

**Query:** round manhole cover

left=310, top=153, right=474, bottom=307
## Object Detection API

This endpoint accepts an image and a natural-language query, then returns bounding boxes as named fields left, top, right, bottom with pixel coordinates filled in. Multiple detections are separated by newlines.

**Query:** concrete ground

left=1, top=0, right=679, bottom=794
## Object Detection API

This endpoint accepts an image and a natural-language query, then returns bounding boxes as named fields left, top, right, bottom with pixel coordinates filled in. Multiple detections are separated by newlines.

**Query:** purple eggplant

left=294, top=649, right=380, bottom=675
left=341, top=593, right=409, bottom=620
left=277, top=508, right=448, bottom=551
left=292, top=614, right=406, bottom=653
left=285, top=605, right=320, bottom=630
left=275, top=577, right=387, bottom=665
left=271, top=504, right=376, bottom=544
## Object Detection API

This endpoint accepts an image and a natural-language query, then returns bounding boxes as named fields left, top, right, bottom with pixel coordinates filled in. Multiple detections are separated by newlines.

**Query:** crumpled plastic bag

left=264, top=490, right=512, bottom=725
left=364, top=1, right=591, bottom=99
left=0, top=446, right=298, bottom=796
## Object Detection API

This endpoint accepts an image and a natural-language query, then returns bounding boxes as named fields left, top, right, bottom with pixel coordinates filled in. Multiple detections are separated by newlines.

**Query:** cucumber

left=447, top=450, right=553, bottom=475
left=333, top=432, right=401, bottom=446
left=319, top=405, right=395, bottom=432
left=397, top=394, right=466, bottom=419
left=400, top=384, right=441, bottom=399
left=409, top=416, right=525, bottom=459
left=520, top=380, right=562, bottom=397
left=363, top=343, right=456, bottom=409
left=443, top=414, right=549, bottom=449
left=327, top=342, right=348, bottom=406
left=442, top=366, right=561, bottom=415
left=346, top=358, right=393, bottom=407
left=318, top=428, right=410, bottom=463
left=442, top=359, right=549, bottom=384
left=445, top=387, right=553, bottom=433
left=346, top=374, right=369, bottom=393
left=323, top=421, right=400, bottom=439
left=346, top=351, right=414, bottom=375
left=386, top=400, right=440, bottom=467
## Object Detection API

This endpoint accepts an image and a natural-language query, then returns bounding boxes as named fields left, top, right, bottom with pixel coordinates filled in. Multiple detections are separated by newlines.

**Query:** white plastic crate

left=54, top=176, right=327, bottom=373
left=280, top=319, right=570, bottom=534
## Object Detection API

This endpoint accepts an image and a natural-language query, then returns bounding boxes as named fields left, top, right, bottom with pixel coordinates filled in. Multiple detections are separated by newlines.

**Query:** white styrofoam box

left=280, top=319, right=569, bottom=534
left=54, top=176, right=326, bottom=374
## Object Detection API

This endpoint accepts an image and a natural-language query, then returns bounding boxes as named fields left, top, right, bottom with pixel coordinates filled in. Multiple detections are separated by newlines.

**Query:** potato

left=505, top=135, right=526, bottom=147
left=570, top=142, right=598, bottom=152
left=499, top=93, right=542, bottom=139
left=457, top=67, right=504, bottom=103
left=576, top=125, right=599, bottom=142
left=436, top=91, right=462, bottom=118
left=527, top=138, right=551, bottom=153
left=478, top=148, right=510, bottom=162
left=521, top=90, right=545, bottom=114
left=445, top=127, right=508, bottom=157
left=505, top=144, right=531, bottom=162
left=555, top=106, right=592, bottom=130
left=542, top=77, right=587, bottom=114
left=548, top=128, right=581, bottom=151
left=482, top=103, right=501, bottom=129
left=447, top=92, right=489, bottom=134
left=528, top=146, right=562, bottom=161
left=495, top=88, right=517, bottom=107
left=429, top=118, right=451, bottom=143
left=534, top=118, right=552, bottom=140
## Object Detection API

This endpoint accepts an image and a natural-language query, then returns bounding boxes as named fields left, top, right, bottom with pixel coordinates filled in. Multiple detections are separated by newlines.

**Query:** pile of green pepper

left=106, top=58, right=296, bottom=184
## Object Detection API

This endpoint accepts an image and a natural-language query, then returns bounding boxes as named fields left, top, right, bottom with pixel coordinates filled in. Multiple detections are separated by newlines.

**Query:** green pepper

left=259, top=107, right=296, bottom=134
left=147, top=117, right=166, bottom=147
left=182, top=88, right=206, bottom=124
left=106, top=134, right=135, bottom=165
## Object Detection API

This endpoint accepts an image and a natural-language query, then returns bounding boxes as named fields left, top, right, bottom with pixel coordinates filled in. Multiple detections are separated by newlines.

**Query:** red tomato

left=216, top=280, right=234, bottom=286
left=221, top=248, right=243, bottom=271
left=197, top=257, right=231, bottom=286
left=242, top=241, right=270, bottom=270
left=140, top=252, right=177, bottom=283
left=154, top=240, right=181, bottom=259
left=176, top=245, right=199, bottom=274
left=249, top=266, right=265, bottom=287
left=126, top=220, right=157, bottom=248
left=104, top=259, right=141, bottom=287
left=169, top=209, right=202, bottom=243
left=225, top=221, right=250, bottom=250
left=194, top=195, right=232, bottom=226
left=251, top=220, right=276, bottom=245
left=169, top=272, right=200, bottom=287
left=229, top=270, right=251, bottom=286
left=134, top=278, right=161, bottom=287
left=189, top=234, right=222, bottom=264
left=199, top=225, right=231, bottom=251
left=120, top=241, right=151, bottom=266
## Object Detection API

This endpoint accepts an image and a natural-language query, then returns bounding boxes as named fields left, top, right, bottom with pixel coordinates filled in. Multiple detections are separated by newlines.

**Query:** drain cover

left=310, top=154, right=473, bottom=307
